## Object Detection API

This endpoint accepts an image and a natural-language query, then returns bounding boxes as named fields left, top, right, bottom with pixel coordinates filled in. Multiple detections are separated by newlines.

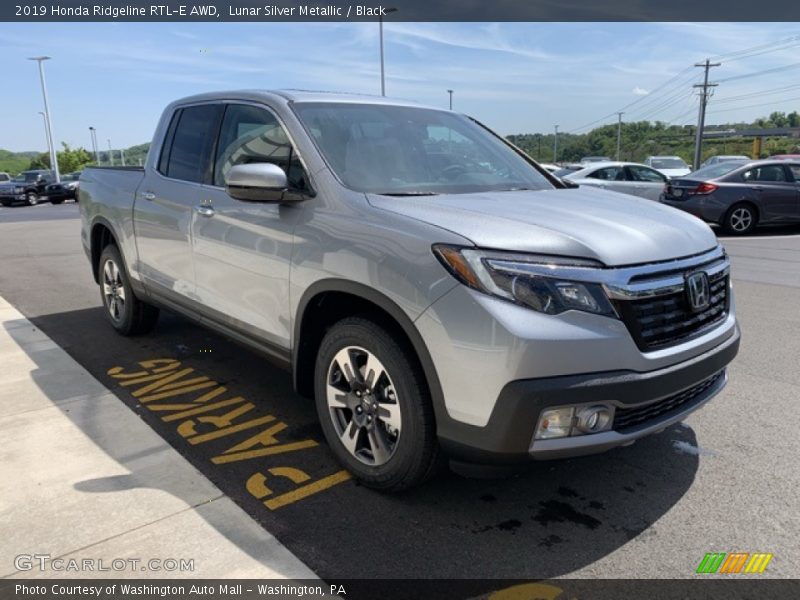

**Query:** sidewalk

left=0, top=293, right=317, bottom=579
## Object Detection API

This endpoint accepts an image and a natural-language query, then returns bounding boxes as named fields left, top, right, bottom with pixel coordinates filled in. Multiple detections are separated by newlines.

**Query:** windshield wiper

left=377, top=191, right=440, bottom=197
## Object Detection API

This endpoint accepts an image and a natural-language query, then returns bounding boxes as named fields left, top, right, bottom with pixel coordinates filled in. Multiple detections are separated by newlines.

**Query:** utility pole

left=692, top=59, right=720, bottom=170
left=120, top=148, right=126, bottom=167
left=89, top=127, right=99, bottom=163
left=553, top=125, right=559, bottom=163
left=616, top=112, right=624, bottom=160
left=28, top=56, right=60, bottom=182
left=537, top=134, right=542, bottom=161
left=447, top=89, right=453, bottom=110
left=107, top=139, right=113, bottom=166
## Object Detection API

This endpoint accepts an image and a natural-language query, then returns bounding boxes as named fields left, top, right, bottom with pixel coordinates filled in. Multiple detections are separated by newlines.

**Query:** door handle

left=140, top=191, right=155, bottom=201
left=750, top=186, right=764, bottom=192
left=194, top=205, right=215, bottom=217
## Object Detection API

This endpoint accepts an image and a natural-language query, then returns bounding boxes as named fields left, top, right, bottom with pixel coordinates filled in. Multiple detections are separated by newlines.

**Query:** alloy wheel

left=102, top=259, right=126, bottom=322
left=730, top=207, right=753, bottom=232
left=326, top=346, right=402, bottom=466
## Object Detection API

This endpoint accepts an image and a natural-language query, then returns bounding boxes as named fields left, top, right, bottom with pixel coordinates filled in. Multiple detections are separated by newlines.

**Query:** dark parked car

left=0, top=170, right=55, bottom=206
left=661, top=160, right=800, bottom=235
left=46, top=171, right=81, bottom=204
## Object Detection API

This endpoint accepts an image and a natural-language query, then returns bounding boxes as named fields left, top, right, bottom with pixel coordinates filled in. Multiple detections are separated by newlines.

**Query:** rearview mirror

left=225, top=163, right=299, bottom=203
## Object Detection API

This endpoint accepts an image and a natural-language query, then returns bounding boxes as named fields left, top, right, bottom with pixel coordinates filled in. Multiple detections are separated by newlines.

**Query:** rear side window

left=742, top=165, right=788, bottom=183
left=157, top=111, right=181, bottom=176
left=164, top=104, right=223, bottom=184
left=588, top=166, right=626, bottom=181
left=788, top=165, right=800, bottom=181
left=628, top=166, right=666, bottom=182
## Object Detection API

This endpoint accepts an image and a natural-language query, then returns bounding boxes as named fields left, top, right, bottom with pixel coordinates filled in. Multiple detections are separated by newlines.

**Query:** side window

left=166, top=104, right=223, bottom=184
left=629, top=166, right=666, bottom=182
left=213, top=104, right=308, bottom=190
left=157, top=110, right=181, bottom=176
left=742, top=165, right=788, bottom=183
left=588, top=166, right=626, bottom=181
left=789, top=165, right=800, bottom=182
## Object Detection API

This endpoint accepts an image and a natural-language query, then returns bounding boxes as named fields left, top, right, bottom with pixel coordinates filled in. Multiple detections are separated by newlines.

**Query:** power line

left=706, top=95, right=800, bottom=115
left=715, top=61, right=800, bottom=84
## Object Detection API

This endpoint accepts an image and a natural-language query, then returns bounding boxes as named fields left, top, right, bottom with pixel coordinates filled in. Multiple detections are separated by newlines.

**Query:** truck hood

left=367, top=187, right=717, bottom=267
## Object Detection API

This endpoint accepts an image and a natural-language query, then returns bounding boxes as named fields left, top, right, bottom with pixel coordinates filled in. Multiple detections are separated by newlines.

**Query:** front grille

left=617, top=270, right=729, bottom=351
left=613, top=371, right=724, bottom=432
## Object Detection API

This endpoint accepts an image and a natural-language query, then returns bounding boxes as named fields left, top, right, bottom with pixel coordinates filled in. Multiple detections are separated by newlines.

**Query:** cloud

left=633, top=86, right=650, bottom=96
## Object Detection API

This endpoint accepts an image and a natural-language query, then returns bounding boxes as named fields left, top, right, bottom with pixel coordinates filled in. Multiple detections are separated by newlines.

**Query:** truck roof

left=169, top=89, right=432, bottom=109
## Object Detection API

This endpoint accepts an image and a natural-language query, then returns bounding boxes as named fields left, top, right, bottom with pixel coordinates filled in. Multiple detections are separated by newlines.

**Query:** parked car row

left=0, top=169, right=81, bottom=206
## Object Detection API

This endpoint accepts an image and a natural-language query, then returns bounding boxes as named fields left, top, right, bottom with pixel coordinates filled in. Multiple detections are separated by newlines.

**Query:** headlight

left=433, top=245, right=617, bottom=317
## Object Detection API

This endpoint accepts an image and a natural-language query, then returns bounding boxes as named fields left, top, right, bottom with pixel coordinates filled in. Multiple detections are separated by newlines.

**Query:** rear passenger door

left=626, top=165, right=668, bottom=201
left=135, top=104, right=223, bottom=300
left=191, top=102, right=310, bottom=352
left=585, top=166, right=633, bottom=196
left=741, top=164, right=797, bottom=223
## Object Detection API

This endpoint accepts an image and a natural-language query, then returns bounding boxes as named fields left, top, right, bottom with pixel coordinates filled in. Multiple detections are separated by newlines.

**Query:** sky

left=1, top=21, right=799, bottom=152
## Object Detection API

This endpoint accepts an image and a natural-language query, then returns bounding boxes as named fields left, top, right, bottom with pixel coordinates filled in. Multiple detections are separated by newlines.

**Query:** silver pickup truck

left=80, top=90, right=740, bottom=490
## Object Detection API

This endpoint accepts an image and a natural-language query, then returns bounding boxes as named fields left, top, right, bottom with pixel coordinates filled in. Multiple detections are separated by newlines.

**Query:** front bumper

left=436, top=325, right=740, bottom=463
left=0, top=193, right=27, bottom=204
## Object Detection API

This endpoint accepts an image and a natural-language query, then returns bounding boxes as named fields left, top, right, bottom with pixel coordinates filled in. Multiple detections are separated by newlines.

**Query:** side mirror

left=225, top=163, right=300, bottom=203
left=559, top=177, right=580, bottom=189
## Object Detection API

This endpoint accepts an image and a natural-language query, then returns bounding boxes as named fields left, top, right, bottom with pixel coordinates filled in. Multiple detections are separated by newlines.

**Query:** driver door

left=191, top=102, right=309, bottom=350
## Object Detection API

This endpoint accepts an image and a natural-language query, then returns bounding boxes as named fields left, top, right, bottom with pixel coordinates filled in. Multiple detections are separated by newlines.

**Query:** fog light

left=575, top=405, right=613, bottom=434
left=535, top=407, right=575, bottom=440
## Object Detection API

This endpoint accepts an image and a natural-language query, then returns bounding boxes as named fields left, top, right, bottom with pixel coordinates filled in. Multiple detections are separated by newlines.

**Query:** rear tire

left=314, top=317, right=439, bottom=491
left=51, top=198, right=64, bottom=205
left=723, top=202, right=757, bottom=235
left=98, top=244, right=159, bottom=336
left=26, top=192, right=39, bottom=206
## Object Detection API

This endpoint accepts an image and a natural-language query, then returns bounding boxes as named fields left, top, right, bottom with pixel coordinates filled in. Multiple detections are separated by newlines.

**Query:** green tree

left=28, top=143, right=95, bottom=174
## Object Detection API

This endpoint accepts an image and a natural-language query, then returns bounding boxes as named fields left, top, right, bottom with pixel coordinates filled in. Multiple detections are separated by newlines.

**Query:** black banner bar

left=3, top=0, right=800, bottom=22
left=3, top=579, right=800, bottom=600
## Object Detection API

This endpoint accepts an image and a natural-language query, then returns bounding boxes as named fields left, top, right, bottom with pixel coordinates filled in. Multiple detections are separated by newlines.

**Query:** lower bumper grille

left=613, top=370, right=724, bottom=432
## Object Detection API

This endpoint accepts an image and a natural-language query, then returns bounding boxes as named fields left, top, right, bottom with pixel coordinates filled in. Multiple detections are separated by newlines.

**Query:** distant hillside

left=0, top=150, right=39, bottom=175
left=0, top=143, right=151, bottom=174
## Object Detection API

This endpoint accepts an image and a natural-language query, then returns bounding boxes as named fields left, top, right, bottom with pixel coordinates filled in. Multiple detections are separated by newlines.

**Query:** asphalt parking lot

left=1, top=201, right=798, bottom=583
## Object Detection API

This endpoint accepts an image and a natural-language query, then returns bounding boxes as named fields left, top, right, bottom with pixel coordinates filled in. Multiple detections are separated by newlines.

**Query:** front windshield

left=688, top=161, right=748, bottom=179
left=651, top=158, right=687, bottom=169
left=292, top=102, right=553, bottom=195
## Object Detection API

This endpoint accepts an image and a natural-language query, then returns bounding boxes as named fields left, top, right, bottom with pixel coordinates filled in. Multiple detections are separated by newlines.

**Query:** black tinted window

left=588, top=166, right=626, bottom=181
left=214, top=104, right=307, bottom=189
left=742, top=165, right=787, bottom=183
left=166, top=104, right=223, bottom=183
left=158, top=110, right=181, bottom=176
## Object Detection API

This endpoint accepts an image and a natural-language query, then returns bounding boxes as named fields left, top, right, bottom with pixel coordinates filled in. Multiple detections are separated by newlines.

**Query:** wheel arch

left=89, top=217, right=123, bottom=284
left=293, top=280, right=446, bottom=426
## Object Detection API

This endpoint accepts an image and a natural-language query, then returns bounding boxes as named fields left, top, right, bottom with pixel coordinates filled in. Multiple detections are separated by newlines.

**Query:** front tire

left=723, top=202, right=758, bottom=235
left=98, top=244, right=159, bottom=335
left=314, top=317, right=438, bottom=491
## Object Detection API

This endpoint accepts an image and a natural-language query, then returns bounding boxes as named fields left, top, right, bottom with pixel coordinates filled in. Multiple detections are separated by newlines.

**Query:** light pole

left=447, top=89, right=453, bottom=110
left=28, top=56, right=60, bottom=182
left=37, top=111, right=53, bottom=168
left=107, top=139, right=113, bottom=167
left=553, top=125, right=559, bottom=163
left=616, top=112, right=624, bottom=160
left=89, top=127, right=99, bottom=163
left=379, top=7, right=398, bottom=96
